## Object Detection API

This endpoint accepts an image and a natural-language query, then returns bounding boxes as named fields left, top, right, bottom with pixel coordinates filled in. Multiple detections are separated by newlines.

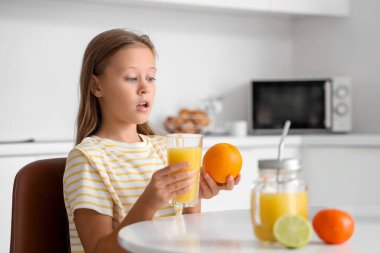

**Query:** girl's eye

left=147, top=77, right=156, bottom=82
left=126, top=77, right=138, bottom=82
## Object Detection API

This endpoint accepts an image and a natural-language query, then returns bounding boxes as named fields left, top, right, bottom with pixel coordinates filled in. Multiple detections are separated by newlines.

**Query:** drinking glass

left=167, top=134, right=203, bottom=211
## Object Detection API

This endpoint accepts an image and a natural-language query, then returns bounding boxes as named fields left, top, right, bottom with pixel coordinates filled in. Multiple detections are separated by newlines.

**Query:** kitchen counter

left=204, top=134, right=380, bottom=149
left=1, top=134, right=380, bottom=157
left=0, top=140, right=74, bottom=157
left=118, top=207, right=380, bottom=253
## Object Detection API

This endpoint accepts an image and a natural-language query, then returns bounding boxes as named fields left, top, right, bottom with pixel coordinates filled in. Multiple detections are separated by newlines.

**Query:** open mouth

left=136, top=101, right=149, bottom=108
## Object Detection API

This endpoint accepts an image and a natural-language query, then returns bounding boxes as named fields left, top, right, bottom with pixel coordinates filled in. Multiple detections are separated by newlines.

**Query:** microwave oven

left=248, top=77, right=352, bottom=134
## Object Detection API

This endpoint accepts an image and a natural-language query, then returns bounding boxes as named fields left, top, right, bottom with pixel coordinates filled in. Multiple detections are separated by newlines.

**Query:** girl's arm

left=74, top=162, right=194, bottom=253
left=76, top=194, right=201, bottom=253
left=74, top=191, right=158, bottom=253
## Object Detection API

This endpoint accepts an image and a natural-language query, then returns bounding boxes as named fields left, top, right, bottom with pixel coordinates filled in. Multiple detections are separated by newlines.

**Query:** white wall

left=0, top=0, right=293, bottom=141
left=292, top=0, right=380, bottom=134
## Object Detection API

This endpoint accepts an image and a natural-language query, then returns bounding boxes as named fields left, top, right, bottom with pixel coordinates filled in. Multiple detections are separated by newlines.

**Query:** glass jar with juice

left=251, top=158, right=308, bottom=242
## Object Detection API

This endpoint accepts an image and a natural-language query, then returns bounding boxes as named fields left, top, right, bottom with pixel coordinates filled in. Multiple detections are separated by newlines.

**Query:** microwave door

left=324, top=80, right=332, bottom=130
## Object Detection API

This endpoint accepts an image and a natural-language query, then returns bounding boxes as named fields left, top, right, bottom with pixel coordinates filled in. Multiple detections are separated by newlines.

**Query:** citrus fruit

left=273, top=214, right=312, bottom=248
left=312, top=209, right=354, bottom=244
left=202, top=143, right=242, bottom=183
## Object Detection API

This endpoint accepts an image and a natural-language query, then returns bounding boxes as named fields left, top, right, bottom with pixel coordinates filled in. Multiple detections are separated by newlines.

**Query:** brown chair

left=10, top=158, right=70, bottom=253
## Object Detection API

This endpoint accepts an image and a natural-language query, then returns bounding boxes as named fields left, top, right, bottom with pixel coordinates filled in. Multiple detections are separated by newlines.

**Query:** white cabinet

left=134, top=0, right=269, bottom=11
left=270, top=0, right=349, bottom=16
left=83, top=0, right=349, bottom=17
left=301, top=147, right=380, bottom=207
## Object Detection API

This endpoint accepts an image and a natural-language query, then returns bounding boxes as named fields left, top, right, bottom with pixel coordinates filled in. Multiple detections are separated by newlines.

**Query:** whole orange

left=203, top=143, right=242, bottom=184
left=312, top=209, right=355, bottom=244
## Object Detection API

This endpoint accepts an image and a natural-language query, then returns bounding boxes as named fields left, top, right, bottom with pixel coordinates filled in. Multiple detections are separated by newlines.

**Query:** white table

left=118, top=208, right=380, bottom=253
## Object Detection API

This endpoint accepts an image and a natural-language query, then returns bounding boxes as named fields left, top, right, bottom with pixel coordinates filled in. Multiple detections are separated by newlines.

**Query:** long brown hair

left=75, top=28, right=156, bottom=145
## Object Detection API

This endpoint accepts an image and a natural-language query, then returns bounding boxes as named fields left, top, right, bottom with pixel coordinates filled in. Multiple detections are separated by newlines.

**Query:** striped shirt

left=63, top=134, right=176, bottom=253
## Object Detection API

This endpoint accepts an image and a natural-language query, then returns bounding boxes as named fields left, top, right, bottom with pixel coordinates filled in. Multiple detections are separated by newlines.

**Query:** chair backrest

left=10, top=158, right=70, bottom=253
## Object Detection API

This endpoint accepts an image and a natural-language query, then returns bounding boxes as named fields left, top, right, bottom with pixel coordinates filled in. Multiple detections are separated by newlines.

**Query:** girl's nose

left=138, top=80, right=149, bottom=95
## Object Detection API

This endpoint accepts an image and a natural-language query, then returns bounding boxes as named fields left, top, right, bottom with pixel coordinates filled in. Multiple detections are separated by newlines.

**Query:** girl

left=63, top=28, right=241, bottom=253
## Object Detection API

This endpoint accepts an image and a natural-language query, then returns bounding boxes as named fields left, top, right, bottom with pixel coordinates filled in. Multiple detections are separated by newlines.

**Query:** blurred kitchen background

left=1, top=0, right=380, bottom=252
left=1, top=0, right=379, bottom=141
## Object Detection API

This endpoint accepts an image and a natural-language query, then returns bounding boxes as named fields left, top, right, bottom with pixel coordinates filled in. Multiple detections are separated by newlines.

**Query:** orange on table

left=202, top=143, right=242, bottom=183
left=312, top=209, right=355, bottom=244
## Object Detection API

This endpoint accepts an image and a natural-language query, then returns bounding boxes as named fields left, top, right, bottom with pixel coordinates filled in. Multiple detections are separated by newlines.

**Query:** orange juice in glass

left=167, top=134, right=203, bottom=208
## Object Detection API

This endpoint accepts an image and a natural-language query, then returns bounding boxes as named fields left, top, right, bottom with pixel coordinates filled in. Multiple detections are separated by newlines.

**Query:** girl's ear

left=90, top=75, right=103, bottom=98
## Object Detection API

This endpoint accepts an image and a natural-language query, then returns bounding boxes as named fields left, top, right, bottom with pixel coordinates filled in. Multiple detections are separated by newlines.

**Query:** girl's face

left=92, top=46, right=156, bottom=125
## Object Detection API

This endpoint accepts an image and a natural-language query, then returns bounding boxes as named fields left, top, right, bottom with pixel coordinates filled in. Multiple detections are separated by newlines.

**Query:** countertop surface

left=1, top=134, right=380, bottom=157
left=118, top=207, right=380, bottom=253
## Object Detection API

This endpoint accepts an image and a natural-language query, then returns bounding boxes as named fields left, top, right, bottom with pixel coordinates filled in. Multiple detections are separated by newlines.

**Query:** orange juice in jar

left=251, top=159, right=308, bottom=242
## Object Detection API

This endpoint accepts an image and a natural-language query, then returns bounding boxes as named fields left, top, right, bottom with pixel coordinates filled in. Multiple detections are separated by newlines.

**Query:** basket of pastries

left=164, top=108, right=211, bottom=134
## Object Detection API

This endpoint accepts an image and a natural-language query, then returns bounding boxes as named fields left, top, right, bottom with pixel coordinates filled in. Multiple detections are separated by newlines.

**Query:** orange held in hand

left=203, top=143, right=242, bottom=184
left=312, top=209, right=355, bottom=244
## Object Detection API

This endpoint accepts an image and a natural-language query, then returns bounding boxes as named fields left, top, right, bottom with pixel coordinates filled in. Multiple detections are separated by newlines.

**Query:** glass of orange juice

left=167, top=134, right=203, bottom=210
left=251, top=158, right=308, bottom=242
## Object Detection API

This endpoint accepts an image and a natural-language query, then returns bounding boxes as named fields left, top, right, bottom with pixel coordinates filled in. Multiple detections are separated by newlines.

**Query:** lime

left=273, top=214, right=312, bottom=248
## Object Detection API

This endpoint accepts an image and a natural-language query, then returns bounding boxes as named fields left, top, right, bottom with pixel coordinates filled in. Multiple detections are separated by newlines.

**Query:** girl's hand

left=199, top=169, right=241, bottom=199
left=141, top=162, right=195, bottom=212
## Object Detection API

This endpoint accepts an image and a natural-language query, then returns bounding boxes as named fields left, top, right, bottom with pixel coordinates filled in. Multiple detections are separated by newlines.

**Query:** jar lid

left=258, top=158, right=301, bottom=171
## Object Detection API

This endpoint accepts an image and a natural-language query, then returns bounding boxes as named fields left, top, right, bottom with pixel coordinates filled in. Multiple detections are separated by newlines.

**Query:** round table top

left=118, top=208, right=380, bottom=253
